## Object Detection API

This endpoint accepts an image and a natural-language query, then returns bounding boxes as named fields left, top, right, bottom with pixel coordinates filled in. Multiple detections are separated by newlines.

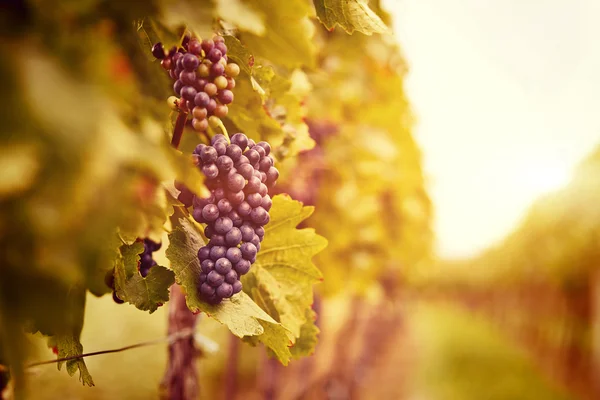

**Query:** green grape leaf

left=114, top=242, right=175, bottom=314
left=47, top=284, right=94, bottom=387
left=290, top=308, right=319, bottom=358
left=313, top=0, right=389, bottom=35
left=237, top=0, right=316, bottom=68
left=244, top=195, right=327, bottom=354
left=166, top=212, right=288, bottom=340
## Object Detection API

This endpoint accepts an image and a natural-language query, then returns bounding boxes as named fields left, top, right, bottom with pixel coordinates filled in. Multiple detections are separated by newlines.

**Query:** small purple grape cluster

left=152, top=34, right=240, bottom=132
left=139, top=238, right=161, bottom=277
left=185, top=132, right=279, bottom=303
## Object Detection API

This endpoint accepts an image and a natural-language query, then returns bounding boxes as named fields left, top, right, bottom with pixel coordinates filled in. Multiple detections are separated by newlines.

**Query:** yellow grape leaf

left=244, top=195, right=327, bottom=355
left=238, top=0, right=316, bottom=68
left=313, top=0, right=389, bottom=35
left=114, top=242, right=175, bottom=314
left=166, top=211, right=292, bottom=346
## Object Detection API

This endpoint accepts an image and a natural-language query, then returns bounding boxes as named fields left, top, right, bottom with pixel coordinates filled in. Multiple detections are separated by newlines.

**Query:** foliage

left=0, top=0, right=432, bottom=395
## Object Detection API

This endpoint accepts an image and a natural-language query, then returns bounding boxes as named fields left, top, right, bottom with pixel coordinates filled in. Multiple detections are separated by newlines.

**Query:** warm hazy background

left=385, top=0, right=600, bottom=258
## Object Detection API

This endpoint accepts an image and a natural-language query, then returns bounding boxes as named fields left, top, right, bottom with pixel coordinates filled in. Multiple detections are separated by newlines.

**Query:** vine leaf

left=313, top=0, right=389, bottom=35
left=237, top=0, right=316, bottom=68
left=114, top=242, right=175, bottom=314
left=47, top=284, right=94, bottom=387
left=244, top=195, right=327, bottom=355
left=290, top=308, right=319, bottom=358
left=166, top=212, right=290, bottom=342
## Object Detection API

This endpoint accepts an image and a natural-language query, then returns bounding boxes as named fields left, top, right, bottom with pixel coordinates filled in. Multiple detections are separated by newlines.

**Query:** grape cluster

left=190, top=133, right=279, bottom=303
left=152, top=35, right=240, bottom=132
left=139, top=238, right=162, bottom=277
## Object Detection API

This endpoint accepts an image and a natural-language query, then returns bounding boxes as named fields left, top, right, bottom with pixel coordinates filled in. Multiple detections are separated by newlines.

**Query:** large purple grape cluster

left=190, top=133, right=279, bottom=303
left=151, top=35, right=239, bottom=132
left=139, top=238, right=161, bottom=277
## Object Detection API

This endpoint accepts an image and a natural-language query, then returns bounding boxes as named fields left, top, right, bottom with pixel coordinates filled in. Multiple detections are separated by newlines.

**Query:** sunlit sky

left=382, top=0, right=600, bottom=259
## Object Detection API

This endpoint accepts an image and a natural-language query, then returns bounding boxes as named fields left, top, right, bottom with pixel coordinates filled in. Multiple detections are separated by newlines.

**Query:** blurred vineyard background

left=1, top=0, right=599, bottom=399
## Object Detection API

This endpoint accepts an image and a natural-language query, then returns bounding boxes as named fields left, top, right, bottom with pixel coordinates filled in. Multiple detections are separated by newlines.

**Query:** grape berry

left=152, top=35, right=239, bottom=133
left=139, top=238, right=162, bottom=277
left=190, top=133, right=278, bottom=303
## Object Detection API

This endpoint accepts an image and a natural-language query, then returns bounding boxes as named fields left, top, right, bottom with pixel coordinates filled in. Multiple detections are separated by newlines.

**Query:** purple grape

left=173, top=80, right=184, bottom=96
left=201, top=259, right=214, bottom=274
left=207, top=270, right=224, bottom=287
left=211, top=234, right=226, bottom=246
left=208, top=48, right=222, bottom=63
left=232, top=280, right=243, bottom=294
left=257, top=141, right=271, bottom=156
left=225, top=144, right=242, bottom=161
left=246, top=193, right=263, bottom=208
left=224, top=270, right=238, bottom=284
left=180, top=70, right=196, bottom=85
left=241, top=242, right=257, bottom=260
left=240, top=224, right=254, bottom=242
left=202, top=164, right=219, bottom=179
left=235, top=259, right=251, bottom=275
left=201, top=39, right=214, bottom=54
left=181, top=86, right=197, bottom=101
left=266, top=167, right=279, bottom=185
left=227, top=173, right=245, bottom=192
left=217, top=90, right=234, bottom=105
left=217, top=155, right=233, bottom=172
left=200, top=145, right=218, bottom=163
left=214, top=141, right=227, bottom=156
left=214, top=217, right=233, bottom=235
left=245, top=176, right=261, bottom=194
left=198, top=246, right=211, bottom=260
left=216, top=282, right=233, bottom=298
left=225, top=227, right=242, bottom=246
left=238, top=202, right=252, bottom=218
left=194, top=92, right=210, bottom=108
left=214, top=187, right=226, bottom=201
left=210, top=62, right=225, bottom=77
left=200, top=283, right=215, bottom=297
left=228, top=190, right=245, bottom=205
left=255, top=226, right=265, bottom=239
left=206, top=99, right=217, bottom=114
left=236, top=155, right=250, bottom=166
left=231, top=133, right=248, bottom=150
left=192, top=207, right=204, bottom=223
left=226, top=211, right=242, bottom=228
left=238, top=163, right=254, bottom=180
left=215, top=41, right=227, bottom=55
left=261, top=195, right=272, bottom=211
left=182, top=53, right=199, bottom=70
left=226, top=247, right=243, bottom=264
left=202, top=203, right=219, bottom=222
left=210, top=246, right=227, bottom=261
left=251, top=207, right=268, bottom=225
left=217, top=198, right=233, bottom=214
left=258, top=183, right=268, bottom=197
left=152, top=42, right=165, bottom=59
left=204, top=225, right=214, bottom=238
left=254, top=146, right=266, bottom=158
left=215, top=258, right=232, bottom=274
left=245, top=149, right=260, bottom=165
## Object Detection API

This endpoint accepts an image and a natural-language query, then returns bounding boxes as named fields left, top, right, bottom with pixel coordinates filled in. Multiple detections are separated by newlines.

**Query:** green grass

left=409, top=302, right=572, bottom=400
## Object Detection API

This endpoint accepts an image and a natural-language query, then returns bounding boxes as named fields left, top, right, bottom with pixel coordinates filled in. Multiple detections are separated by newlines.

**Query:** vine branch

left=171, top=109, right=188, bottom=149
left=25, top=328, right=196, bottom=369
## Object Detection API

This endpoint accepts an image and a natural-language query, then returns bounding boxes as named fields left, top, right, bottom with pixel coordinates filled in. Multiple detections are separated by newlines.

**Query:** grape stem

left=171, top=110, right=188, bottom=149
